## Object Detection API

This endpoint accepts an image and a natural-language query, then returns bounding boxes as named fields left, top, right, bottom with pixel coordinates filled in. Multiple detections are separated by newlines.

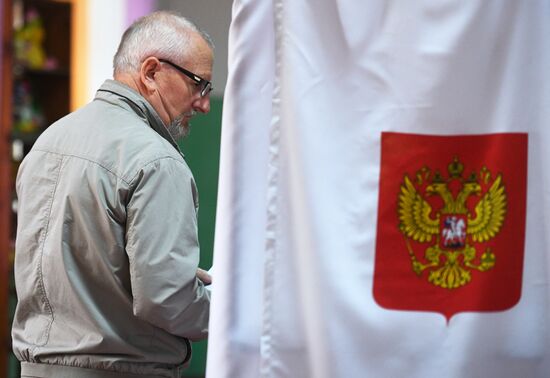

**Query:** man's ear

left=140, top=57, right=162, bottom=94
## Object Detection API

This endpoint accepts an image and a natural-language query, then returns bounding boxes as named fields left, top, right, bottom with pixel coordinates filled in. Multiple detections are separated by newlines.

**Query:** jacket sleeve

left=125, top=156, right=210, bottom=340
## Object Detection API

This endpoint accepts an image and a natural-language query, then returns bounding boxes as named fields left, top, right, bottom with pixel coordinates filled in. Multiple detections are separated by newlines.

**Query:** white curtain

left=207, top=1, right=550, bottom=377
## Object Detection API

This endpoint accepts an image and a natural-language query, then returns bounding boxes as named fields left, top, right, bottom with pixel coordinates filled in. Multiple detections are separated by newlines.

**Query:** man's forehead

left=183, top=36, right=213, bottom=75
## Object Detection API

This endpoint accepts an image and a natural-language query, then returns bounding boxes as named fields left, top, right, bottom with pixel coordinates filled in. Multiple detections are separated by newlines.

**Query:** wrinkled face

left=151, top=33, right=213, bottom=140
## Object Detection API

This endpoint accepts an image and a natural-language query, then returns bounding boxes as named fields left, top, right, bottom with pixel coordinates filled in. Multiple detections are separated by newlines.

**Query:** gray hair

left=113, top=11, right=214, bottom=76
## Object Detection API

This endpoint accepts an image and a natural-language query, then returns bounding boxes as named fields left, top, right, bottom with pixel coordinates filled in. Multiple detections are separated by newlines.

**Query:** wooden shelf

left=14, top=65, right=70, bottom=78
left=11, top=130, right=43, bottom=145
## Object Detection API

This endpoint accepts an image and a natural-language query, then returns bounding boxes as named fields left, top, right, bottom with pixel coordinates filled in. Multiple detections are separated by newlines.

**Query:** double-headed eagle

left=398, top=158, right=507, bottom=289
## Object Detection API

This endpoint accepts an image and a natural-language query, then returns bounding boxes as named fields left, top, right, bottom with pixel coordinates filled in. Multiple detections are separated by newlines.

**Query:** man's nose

left=193, top=95, right=211, bottom=114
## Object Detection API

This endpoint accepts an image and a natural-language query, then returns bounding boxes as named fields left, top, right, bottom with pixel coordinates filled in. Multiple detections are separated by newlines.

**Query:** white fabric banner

left=207, top=1, right=550, bottom=377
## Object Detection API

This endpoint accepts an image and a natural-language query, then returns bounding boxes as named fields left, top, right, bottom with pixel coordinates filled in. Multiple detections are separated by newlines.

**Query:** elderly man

left=12, top=11, right=213, bottom=378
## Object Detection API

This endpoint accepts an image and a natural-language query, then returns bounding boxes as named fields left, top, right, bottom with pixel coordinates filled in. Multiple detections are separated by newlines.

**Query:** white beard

left=167, top=111, right=195, bottom=141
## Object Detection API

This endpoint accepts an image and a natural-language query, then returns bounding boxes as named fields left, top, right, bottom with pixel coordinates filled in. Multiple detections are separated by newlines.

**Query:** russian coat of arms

left=398, top=157, right=507, bottom=289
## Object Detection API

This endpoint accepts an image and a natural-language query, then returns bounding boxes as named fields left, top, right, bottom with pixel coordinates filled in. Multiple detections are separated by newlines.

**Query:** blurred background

left=0, top=0, right=232, bottom=376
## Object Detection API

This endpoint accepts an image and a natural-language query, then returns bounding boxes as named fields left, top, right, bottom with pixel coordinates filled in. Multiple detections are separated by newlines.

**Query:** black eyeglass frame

left=158, top=58, right=213, bottom=97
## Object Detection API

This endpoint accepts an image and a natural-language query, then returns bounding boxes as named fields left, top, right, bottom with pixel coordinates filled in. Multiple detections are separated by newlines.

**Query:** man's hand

left=197, top=268, right=212, bottom=286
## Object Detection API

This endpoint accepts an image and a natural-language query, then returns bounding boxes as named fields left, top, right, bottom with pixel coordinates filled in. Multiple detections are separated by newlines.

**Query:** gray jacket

left=12, top=80, right=210, bottom=378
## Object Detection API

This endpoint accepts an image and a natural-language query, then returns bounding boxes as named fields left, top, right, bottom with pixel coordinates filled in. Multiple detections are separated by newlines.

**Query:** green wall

left=179, top=96, right=222, bottom=377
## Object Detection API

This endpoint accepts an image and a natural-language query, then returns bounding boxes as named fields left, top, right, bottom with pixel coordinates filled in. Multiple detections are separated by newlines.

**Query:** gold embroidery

left=398, top=157, right=506, bottom=289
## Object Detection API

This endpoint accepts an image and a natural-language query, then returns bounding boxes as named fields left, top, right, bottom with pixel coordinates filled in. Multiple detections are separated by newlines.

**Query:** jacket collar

left=95, top=79, right=184, bottom=156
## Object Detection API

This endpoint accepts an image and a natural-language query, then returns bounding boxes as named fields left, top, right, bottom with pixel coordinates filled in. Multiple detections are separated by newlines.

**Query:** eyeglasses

left=158, top=58, right=213, bottom=97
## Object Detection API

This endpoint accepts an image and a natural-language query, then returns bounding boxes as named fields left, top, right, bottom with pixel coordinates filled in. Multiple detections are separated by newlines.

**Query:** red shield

left=373, top=132, right=528, bottom=321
